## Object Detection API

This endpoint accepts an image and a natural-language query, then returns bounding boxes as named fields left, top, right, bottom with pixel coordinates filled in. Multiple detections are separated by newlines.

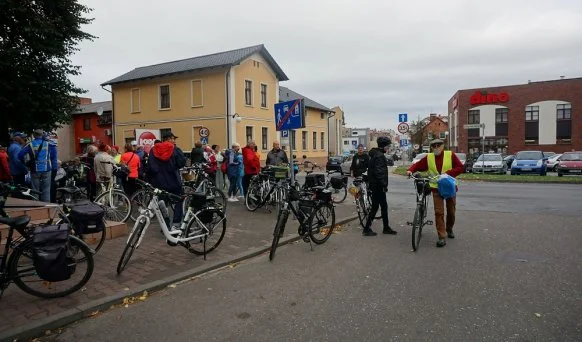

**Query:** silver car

left=472, top=153, right=506, bottom=174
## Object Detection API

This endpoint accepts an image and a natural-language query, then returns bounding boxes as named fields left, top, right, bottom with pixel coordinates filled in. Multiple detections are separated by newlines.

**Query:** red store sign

left=470, top=91, right=510, bottom=105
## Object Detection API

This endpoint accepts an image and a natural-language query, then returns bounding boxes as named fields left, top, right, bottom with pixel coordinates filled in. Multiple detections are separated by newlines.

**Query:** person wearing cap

left=406, top=139, right=464, bottom=247
left=18, top=129, right=58, bottom=202
left=8, top=132, right=28, bottom=185
left=148, top=131, right=186, bottom=232
left=362, top=136, right=397, bottom=236
left=350, top=144, right=370, bottom=178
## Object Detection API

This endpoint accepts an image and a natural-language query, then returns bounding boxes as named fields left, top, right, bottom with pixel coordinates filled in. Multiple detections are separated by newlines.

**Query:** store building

left=448, top=77, right=582, bottom=155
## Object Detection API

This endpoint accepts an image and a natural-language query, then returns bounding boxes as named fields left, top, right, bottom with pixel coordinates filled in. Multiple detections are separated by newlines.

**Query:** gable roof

left=279, top=86, right=332, bottom=112
left=71, top=101, right=112, bottom=115
left=102, top=44, right=289, bottom=86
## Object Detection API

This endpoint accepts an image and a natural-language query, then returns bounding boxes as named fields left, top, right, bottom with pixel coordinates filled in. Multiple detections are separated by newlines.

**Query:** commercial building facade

left=448, top=77, right=582, bottom=155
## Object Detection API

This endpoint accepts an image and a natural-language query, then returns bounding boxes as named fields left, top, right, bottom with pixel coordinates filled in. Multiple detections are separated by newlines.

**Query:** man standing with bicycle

left=350, top=144, right=369, bottom=177
left=363, top=136, right=396, bottom=236
left=406, top=139, right=464, bottom=247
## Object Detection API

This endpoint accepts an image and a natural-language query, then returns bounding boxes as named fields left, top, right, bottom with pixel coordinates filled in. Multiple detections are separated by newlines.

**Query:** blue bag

left=437, top=175, right=456, bottom=199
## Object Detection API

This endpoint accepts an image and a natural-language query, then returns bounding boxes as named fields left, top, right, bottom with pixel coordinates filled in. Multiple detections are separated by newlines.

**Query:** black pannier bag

left=32, top=224, right=76, bottom=282
left=189, top=192, right=214, bottom=224
left=298, top=199, right=316, bottom=223
left=314, top=188, right=332, bottom=203
left=330, top=175, right=348, bottom=189
left=305, top=173, right=325, bottom=188
left=68, top=201, right=105, bottom=234
left=416, top=180, right=432, bottom=196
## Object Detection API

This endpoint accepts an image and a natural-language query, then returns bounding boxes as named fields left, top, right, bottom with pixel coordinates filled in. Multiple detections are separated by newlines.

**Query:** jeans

left=236, top=175, right=244, bottom=197
left=432, top=190, right=456, bottom=238
left=228, top=175, right=238, bottom=197
left=364, top=187, right=389, bottom=231
left=215, top=165, right=226, bottom=190
left=31, top=171, right=51, bottom=202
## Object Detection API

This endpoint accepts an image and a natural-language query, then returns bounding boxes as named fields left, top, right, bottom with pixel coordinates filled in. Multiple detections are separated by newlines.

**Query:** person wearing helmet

left=363, top=136, right=396, bottom=236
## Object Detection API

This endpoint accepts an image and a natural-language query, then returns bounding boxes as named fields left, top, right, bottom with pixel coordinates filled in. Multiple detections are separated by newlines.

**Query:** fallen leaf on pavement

left=535, top=313, right=541, bottom=318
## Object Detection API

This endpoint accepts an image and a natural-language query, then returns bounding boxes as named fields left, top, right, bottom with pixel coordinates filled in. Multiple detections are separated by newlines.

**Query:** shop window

left=525, top=106, right=539, bottom=142
left=556, top=103, right=571, bottom=140
left=495, top=108, right=508, bottom=136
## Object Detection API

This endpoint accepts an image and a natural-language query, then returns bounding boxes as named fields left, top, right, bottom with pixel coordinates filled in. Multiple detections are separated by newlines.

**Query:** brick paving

left=0, top=199, right=358, bottom=335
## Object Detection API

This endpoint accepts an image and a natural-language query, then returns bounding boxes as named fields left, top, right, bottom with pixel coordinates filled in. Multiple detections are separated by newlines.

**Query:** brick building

left=448, top=77, right=581, bottom=155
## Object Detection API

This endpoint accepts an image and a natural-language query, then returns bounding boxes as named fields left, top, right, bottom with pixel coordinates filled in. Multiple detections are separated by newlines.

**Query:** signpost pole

left=290, top=130, right=295, bottom=185
left=481, top=123, right=485, bottom=174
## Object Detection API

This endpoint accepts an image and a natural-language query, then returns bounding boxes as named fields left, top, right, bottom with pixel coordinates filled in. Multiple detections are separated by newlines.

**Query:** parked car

left=411, top=153, right=427, bottom=165
left=472, top=153, right=506, bottom=174
left=545, top=154, right=562, bottom=172
left=503, top=154, right=515, bottom=168
left=510, top=150, right=547, bottom=176
left=326, top=156, right=345, bottom=174
left=557, top=151, right=582, bottom=177
left=543, top=152, right=556, bottom=158
left=455, top=153, right=472, bottom=173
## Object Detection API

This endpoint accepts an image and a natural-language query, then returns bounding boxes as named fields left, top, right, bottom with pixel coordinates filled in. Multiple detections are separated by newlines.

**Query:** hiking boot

left=362, top=229, right=377, bottom=236
left=382, top=227, right=397, bottom=235
left=436, top=238, right=447, bottom=248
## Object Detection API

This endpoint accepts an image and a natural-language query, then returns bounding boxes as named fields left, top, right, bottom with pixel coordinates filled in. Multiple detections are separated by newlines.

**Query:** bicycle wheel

left=56, top=217, right=106, bottom=256
left=269, top=209, right=289, bottom=261
left=308, top=202, right=335, bottom=244
left=245, top=183, right=262, bottom=211
left=9, top=236, right=94, bottom=299
left=412, top=203, right=424, bottom=252
left=117, top=218, right=147, bottom=274
left=185, top=208, right=226, bottom=255
left=94, top=190, right=131, bottom=223
left=209, top=187, right=227, bottom=213
left=129, top=189, right=151, bottom=221
left=357, top=195, right=369, bottom=229
left=330, top=185, right=347, bottom=204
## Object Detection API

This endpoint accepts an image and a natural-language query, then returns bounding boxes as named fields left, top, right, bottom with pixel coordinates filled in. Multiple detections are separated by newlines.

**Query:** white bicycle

left=94, top=161, right=131, bottom=222
left=116, top=179, right=227, bottom=274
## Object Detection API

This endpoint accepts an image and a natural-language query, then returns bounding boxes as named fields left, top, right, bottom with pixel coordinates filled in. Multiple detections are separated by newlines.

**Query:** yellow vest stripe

left=427, top=151, right=453, bottom=188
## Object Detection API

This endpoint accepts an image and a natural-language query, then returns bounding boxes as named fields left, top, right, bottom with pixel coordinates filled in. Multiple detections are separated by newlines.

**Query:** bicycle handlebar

left=0, top=182, right=41, bottom=196
left=135, top=179, right=183, bottom=202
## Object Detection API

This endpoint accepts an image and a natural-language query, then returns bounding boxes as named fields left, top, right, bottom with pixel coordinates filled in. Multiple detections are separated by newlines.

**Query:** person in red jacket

left=407, top=139, right=464, bottom=247
left=241, top=140, right=260, bottom=194
left=0, top=145, right=11, bottom=182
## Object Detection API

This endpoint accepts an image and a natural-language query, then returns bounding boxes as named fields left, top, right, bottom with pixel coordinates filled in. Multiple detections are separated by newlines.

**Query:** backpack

left=32, top=224, right=76, bottom=282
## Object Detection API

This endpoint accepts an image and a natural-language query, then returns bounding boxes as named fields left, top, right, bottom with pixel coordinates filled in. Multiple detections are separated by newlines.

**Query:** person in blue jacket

left=8, top=132, right=28, bottom=185
left=226, top=143, right=241, bottom=202
left=18, top=129, right=57, bottom=202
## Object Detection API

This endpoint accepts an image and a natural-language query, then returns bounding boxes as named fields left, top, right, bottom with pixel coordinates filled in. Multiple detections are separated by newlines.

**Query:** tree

left=0, top=0, right=95, bottom=144
left=408, top=119, right=428, bottom=149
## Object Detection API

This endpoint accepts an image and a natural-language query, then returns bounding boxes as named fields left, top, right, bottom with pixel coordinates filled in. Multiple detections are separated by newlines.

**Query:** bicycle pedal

left=426, top=220, right=433, bottom=225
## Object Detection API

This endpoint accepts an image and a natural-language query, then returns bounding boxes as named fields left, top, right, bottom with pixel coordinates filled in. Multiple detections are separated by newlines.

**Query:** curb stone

left=2, top=215, right=358, bottom=342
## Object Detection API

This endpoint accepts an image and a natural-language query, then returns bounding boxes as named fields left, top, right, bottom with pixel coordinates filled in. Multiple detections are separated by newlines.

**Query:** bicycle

left=406, top=173, right=438, bottom=251
left=181, top=163, right=227, bottom=213
left=0, top=182, right=94, bottom=298
left=348, top=172, right=381, bottom=229
left=117, top=179, right=226, bottom=274
left=299, top=169, right=348, bottom=204
left=269, top=184, right=336, bottom=261
left=245, top=166, right=288, bottom=214
left=94, top=161, right=132, bottom=223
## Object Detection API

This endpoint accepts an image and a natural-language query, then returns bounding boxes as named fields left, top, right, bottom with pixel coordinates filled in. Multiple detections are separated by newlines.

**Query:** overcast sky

left=72, top=0, right=582, bottom=131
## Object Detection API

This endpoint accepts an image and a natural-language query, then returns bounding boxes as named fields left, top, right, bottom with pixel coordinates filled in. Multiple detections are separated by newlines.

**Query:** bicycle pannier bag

left=189, top=192, right=214, bottom=224
left=437, top=175, right=457, bottom=199
left=330, top=175, right=347, bottom=190
left=305, top=174, right=325, bottom=188
left=32, top=224, right=76, bottom=282
left=69, top=201, right=105, bottom=234
left=315, top=188, right=333, bottom=203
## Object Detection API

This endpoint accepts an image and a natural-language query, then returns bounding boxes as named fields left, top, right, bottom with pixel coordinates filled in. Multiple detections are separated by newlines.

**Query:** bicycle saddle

left=0, top=215, right=31, bottom=228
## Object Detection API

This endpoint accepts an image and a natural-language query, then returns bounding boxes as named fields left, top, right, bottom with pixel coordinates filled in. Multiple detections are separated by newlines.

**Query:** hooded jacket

left=242, top=146, right=260, bottom=175
left=367, top=147, right=388, bottom=189
left=148, top=141, right=186, bottom=193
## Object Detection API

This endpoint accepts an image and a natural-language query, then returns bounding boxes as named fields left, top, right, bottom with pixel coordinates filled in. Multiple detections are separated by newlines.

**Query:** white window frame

left=260, top=83, right=268, bottom=109
left=261, top=126, right=269, bottom=151
left=302, top=131, right=308, bottom=150
left=190, top=79, right=204, bottom=108
left=245, top=125, right=254, bottom=143
left=244, top=79, right=253, bottom=107
left=158, top=84, right=171, bottom=110
left=130, top=88, right=141, bottom=113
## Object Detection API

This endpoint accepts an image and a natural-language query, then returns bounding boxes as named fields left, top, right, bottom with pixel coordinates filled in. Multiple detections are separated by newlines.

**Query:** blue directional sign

left=200, top=137, right=208, bottom=144
left=398, top=113, right=408, bottom=123
left=400, top=139, right=408, bottom=147
left=281, top=130, right=289, bottom=138
left=274, top=99, right=305, bottom=131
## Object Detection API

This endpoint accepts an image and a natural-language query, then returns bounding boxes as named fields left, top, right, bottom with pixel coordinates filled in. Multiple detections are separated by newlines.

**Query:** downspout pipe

left=101, top=85, right=114, bottom=145
left=327, top=111, right=336, bottom=157
left=225, top=69, right=231, bottom=148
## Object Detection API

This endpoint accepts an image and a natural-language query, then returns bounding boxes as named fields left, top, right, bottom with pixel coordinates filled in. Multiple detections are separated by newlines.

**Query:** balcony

left=97, top=113, right=112, bottom=126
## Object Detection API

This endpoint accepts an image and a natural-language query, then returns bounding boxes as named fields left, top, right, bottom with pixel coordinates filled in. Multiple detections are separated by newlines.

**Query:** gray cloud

left=72, top=0, right=582, bottom=132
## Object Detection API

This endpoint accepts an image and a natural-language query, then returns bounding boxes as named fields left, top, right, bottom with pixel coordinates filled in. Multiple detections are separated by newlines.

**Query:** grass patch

left=391, top=166, right=582, bottom=184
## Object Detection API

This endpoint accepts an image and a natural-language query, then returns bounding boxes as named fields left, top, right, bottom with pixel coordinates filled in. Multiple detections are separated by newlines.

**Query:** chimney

left=429, top=113, right=437, bottom=121
left=560, top=75, right=565, bottom=80
left=78, top=97, right=92, bottom=105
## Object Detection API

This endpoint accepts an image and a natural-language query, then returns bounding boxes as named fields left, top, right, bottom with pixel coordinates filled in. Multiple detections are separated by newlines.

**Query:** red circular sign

left=397, top=122, right=409, bottom=134
left=138, top=131, right=158, bottom=153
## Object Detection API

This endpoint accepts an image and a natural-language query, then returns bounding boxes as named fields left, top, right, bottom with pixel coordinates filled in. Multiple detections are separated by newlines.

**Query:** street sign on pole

left=398, top=113, right=408, bottom=123
left=413, top=144, right=420, bottom=150
left=463, top=123, right=483, bottom=129
left=397, top=122, right=409, bottom=134
left=280, top=130, right=290, bottom=145
left=199, top=127, right=210, bottom=137
left=274, top=99, right=305, bottom=131
left=200, top=137, right=208, bottom=144
left=400, top=139, right=408, bottom=147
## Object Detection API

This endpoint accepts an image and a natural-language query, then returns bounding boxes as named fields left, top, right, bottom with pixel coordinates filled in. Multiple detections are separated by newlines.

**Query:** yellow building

left=101, top=45, right=289, bottom=155
left=279, top=86, right=334, bottom=164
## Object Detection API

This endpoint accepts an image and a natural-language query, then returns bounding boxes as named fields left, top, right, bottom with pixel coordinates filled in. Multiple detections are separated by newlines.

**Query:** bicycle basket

left=348, top=184, right=360, bottom=197
left=182, top=170, right=197, bottom=182
left=272, top=166, right=289, bottom=179
left=416, top=180, right=432, bottom=196
left=305, top=173, right=325, bottom=188
left=330, top=175, right=347, bottom=190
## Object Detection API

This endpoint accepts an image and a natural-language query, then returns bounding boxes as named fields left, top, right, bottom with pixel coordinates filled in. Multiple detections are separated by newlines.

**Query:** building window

left=321, top=132, right=325, bottom=150
left=191, top=80, right=203, bottom=107
left=495, top=108, right=508, bottom=136
left=313, top=132, right=317, bottom=150
left=320, top=113, right=325, bottom=120
left=302, top=131, right=307, bottom=150
left=557, top=103, right=572, bottom=140
left=467, top=109, right=480, bottom=138
left=131, top=88, right=140, bottom=113
left=83, top=118, right=91, bottom=131
left=246, top=126, right=253, bottom=143
left=261, top=127, right=268, bottom=150
left=159, top=85, right=170, bottom=109
left=291, top=130, right=296, bottom=150
left=245, top=80, right=253, bottom=106
left=343, top=141, right=349, bottom=145
left=439, top=132, right=446, bottom=139
left=260, top=84, right=267, bottom=108
left=525, top=106, right=539, bottom=141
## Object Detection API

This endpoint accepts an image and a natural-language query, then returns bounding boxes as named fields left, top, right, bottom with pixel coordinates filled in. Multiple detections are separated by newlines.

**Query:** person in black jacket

left=350, top=144, right=369, bottom=177
left=363, top=136, right=396, bottom=236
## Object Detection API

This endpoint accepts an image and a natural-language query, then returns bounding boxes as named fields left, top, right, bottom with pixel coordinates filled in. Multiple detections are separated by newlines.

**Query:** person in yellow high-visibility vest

left=406, top=139, right=464, bottom=247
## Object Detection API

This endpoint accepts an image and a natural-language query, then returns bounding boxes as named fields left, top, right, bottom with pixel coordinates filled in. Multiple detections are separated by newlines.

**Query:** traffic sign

left=400, top=139, right=408, bottom=147
left=464, top=123, right=483, bottom=129
left=199, top=127, right=210, bottom=137
left=413, top=144, right=420, bottom=150
left=274, top=99, right=305, bottom=131
left=200, top=137, right=208, bottom=144
left=398, top=113, right=408, bottom=123
left=281, top=130, right=289, bottom=138
left=397, top=122, right=409, bottom=134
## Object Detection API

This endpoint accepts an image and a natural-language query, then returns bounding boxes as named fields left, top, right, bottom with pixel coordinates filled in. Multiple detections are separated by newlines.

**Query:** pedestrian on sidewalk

left=226, top=143, right=241, bottom=201
left=190, top=141, right=205, bottom=165
left=94, top=143, right=114, bottom=196
left=8, top=132, right=28, bottom=186
left=120, top=143, right=140, bottom=196
left=266, top=141, right=288, bottom=166
left=235, top=147, right=245, bottom=198
left=0, top=145, right=11, bottom=182
left=242, top=140, right=260, bottom=195
left=350, top=144, right=369, bottom=177
left=18, top=129, right=57, bottom=202
left=213, top=144, right=227, bottom=190
left=406, top=139, right=464, bottom=247
left=362, top=136, right=397, bottom=236
left=203, top=145, right=217, bottom=183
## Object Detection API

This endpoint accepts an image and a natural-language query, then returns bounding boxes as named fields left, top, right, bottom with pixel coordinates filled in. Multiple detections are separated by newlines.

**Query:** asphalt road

left=44, top=176, right=582, bottom=341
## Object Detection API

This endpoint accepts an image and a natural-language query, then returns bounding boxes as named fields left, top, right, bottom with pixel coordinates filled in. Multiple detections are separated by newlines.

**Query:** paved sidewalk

left=0, top=199, right=359, bottom=340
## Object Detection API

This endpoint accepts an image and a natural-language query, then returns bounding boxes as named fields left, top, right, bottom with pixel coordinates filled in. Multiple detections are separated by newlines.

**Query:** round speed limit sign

left=397, top=122, right=409, bottom=134
left=199, top=127, right=210, bottom=138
